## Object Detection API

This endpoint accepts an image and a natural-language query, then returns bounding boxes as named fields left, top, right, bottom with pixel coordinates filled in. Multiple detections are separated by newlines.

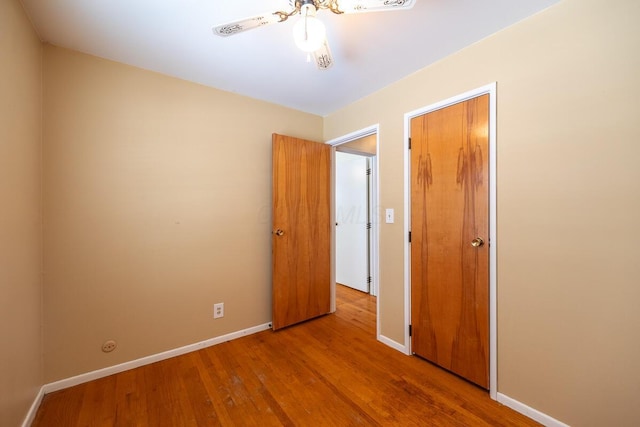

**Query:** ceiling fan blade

left=313, top=39, right=334, bottom=70
left=213, top=13, right=281, bottom=37
left=338, top=0, right=415, bottom=13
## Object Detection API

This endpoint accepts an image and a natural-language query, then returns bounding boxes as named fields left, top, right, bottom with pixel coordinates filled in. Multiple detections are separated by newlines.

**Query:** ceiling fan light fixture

left=292, top=4, right=326, bottom=53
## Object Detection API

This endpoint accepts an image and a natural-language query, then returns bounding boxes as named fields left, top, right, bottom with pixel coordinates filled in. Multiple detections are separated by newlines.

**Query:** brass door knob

left=471, top=237, right=485, bottom=247
left=274, top=229, right=285, bottom=236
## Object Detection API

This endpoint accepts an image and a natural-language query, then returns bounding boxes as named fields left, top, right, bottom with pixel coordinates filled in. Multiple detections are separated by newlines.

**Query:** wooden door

left=272, top=133, right=331, bottom=330
left=410, top=95, right=490, bottom=388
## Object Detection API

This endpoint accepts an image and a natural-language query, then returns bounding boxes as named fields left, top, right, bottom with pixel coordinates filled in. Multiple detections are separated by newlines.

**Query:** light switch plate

left=385, top=208, right=394, bottom=224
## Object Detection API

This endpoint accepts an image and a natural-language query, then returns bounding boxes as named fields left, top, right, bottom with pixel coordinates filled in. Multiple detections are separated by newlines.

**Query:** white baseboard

left=497, top=393, right=570, bottom=427
left=42, top=322, right=272, bottom=394
left=378, top=334, right=409, bottom=354
left=21, top=386, right=45, bottom=427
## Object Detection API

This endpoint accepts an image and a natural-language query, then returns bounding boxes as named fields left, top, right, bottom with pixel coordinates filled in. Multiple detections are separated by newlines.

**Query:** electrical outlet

left=214, top=302, right=224, bottom=319
left=102, top=340, right=117, bottom=353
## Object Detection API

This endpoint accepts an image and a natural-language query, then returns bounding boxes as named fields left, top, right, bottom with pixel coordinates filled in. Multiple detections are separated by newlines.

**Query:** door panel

left=336, top=152, right=369, bottom=293
left=410, top=95, right=489, bottom=388
left=272, top=133, right=331, bottom=330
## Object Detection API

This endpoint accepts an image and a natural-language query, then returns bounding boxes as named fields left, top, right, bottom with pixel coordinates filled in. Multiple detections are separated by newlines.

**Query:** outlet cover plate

left=214, top=302, right=224, bottom=319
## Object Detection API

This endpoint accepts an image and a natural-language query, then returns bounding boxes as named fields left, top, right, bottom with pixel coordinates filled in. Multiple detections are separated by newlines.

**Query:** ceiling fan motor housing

left=295, top=0, right=319, bottom=11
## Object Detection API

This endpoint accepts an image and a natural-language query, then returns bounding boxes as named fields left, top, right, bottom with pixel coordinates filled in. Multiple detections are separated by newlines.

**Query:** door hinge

left=408, top=137, right=412, bottom=149
left=366, top=222, right=372, bottom=230
left=367, top=276, right=372, bottom=284
left=409, top=324, right=412, bottom=336
left=366, top=168, right=372, bottom=176
left=408, top=231, right=412, bottom=243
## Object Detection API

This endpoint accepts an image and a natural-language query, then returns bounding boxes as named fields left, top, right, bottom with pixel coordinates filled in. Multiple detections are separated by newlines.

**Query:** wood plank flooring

left=33, top=286, right=539, bottom=426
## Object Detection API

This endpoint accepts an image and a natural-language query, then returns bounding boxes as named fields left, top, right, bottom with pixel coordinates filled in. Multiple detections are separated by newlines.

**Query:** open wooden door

left=272, top=133, right=331, bottom=330
left=410, top=95, right=490, bottom=388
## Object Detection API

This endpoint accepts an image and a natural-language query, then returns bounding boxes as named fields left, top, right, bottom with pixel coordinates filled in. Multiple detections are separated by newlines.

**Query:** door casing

left=404, top=83, right=497, bottom=399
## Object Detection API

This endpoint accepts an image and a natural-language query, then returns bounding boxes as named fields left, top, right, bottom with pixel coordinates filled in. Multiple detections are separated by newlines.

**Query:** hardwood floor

left=33, top=286, right=539, bottom=426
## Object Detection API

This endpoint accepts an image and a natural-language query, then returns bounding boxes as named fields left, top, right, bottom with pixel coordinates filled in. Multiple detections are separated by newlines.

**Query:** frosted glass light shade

left=293, top=15, right=326, bottom=53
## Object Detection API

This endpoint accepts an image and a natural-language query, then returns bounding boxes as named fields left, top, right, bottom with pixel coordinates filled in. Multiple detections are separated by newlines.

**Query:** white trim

left=372, top=151, right=380, bottom=298
left=403, top=83, right=498, bottom=390
left=329, top=147, right=337, bottom=313
left=42, top=322, right=271, bottom=394
left=373, top=147, right=380, bottom=337
left=326, top=125, right=381, bottom=339
left=21, top=386, right=45, bottom=427
left=403, top=114, right=412, bottom=355
left=326, top=125, right=378, bottom=147
left=377, top=334, right=408, bottom=354
left=497, top=393, right=571, bottom=427
left=488, top=83, right=498, bottom=399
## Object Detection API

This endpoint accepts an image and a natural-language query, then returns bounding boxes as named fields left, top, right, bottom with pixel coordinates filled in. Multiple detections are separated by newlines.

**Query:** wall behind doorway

left=336, top=134, right=377, bottom=156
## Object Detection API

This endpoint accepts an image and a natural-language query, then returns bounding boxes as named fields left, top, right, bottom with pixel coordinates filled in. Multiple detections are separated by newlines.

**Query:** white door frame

left=326, top=125, right=380, bottom=335
left=404, top=83, right=498, bottom=400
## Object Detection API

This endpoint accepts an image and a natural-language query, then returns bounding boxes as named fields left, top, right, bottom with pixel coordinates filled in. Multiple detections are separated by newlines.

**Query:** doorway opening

left=336, top=148, right=373, bottom=294
left=327, top=126, right=380, bottom=337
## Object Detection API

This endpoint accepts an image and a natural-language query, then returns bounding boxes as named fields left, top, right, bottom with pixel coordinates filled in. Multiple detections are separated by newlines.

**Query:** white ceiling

left=21, top=0, right=560, bottom=116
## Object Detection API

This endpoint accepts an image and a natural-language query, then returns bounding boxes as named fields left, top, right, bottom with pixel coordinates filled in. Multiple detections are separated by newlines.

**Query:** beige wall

left=0, top=0, right=43, bottom=425
left=336, top=134, right=377, bottom=156
left=42, top=46, right=323, bottom=382
left=324, top=0, right=640, bottom=425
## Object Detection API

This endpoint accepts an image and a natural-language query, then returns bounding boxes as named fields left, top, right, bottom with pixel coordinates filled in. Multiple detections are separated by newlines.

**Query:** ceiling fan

left=213, top=0, right=415, bottom=70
